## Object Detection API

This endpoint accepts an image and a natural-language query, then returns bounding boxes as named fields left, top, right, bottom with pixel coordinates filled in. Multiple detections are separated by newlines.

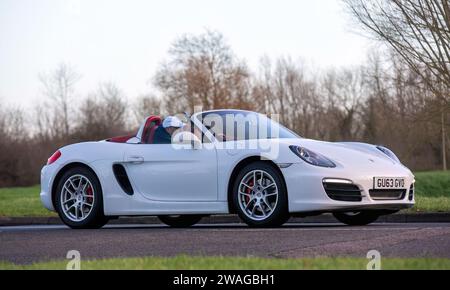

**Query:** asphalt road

left=1, top=223, right=450, bottom=264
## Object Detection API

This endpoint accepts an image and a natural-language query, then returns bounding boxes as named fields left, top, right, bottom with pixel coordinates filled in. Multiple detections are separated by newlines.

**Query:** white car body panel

left=40, top=110, right=415, bottom=217
left=123, top=144, right=218, bottom=202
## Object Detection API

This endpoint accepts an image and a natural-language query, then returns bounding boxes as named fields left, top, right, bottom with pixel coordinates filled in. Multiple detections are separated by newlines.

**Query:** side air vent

left=113, top=164, right=134, bottom=195
left=323, top=182, right=362, bottom=202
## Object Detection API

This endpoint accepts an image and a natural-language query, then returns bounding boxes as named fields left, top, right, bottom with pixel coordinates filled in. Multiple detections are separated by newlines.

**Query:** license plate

left=373, top=177, right=405, bottom=189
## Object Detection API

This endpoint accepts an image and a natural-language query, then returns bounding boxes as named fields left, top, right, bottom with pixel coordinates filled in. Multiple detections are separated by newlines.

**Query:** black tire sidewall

left=232, top=161, right=289, bottom=227
left=55, top=167, right=107, bottom=229
left=333, top=211, right=380, bottom=226
left=158, top=215, right=203, bottom=228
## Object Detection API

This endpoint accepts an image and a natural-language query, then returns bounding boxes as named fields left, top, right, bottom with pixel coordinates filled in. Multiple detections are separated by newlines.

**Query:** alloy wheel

left=237, top=170, right=279, bottom=221
left=60, top=174, right=95, bottom=222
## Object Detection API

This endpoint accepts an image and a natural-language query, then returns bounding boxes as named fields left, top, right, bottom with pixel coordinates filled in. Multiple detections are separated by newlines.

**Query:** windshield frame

left=193, top=110, right=301, bottom=143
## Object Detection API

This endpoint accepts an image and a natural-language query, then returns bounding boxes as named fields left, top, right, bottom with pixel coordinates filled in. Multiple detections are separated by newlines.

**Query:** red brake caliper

left=86, top=186, right=93, bottom=204
left=245, top=180, right=253, bottom=204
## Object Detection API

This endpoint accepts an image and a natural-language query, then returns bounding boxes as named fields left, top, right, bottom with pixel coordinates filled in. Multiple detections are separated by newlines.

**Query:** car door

left=123, top=144, right=218, bottom=202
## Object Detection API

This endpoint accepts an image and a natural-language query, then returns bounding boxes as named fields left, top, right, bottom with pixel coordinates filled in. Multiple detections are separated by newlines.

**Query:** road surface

left=1, top=223, right=449, bottom=264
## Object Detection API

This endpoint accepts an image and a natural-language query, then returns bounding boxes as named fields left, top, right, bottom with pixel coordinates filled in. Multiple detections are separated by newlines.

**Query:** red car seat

left=141, top=116, right=162, bottom=144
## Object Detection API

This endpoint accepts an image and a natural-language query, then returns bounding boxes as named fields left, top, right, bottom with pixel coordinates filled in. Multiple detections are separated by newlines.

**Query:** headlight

left=289, top=146, right=336, bottom=168
left=376, top=146, right=400, bottom=163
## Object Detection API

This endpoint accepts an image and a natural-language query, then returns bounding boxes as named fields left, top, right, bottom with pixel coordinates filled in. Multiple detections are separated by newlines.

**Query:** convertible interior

left=107, top=116, right=162, bottom=144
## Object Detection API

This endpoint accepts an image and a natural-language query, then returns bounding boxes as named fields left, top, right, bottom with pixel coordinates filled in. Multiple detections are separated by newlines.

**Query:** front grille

left=369, top=189, right=406, bottom=200
left=323, top=182, right=362, bottom=202
left=408, top=184, right=414, bottom=201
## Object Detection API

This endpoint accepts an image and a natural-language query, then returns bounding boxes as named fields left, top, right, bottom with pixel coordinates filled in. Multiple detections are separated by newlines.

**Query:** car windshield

left=196, top=111, right=300, bottom=142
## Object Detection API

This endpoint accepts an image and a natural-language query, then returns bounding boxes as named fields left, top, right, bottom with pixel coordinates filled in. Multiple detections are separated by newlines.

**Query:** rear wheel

left=55, top=167, right=108, bottom=229
left=158, top=215, right=203, bottom=228
left=233, top=162, right=289, bottom=227
left=333, top=211, right=380, bottom=226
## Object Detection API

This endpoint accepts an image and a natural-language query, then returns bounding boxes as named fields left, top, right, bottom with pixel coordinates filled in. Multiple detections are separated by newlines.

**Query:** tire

left=55, top=166, right=109, bottom=229
left=333, top=211, right=380, bottom=226
left=158, top=215, right=203, bottom=228
left=232, top=162, right=289, bottom=227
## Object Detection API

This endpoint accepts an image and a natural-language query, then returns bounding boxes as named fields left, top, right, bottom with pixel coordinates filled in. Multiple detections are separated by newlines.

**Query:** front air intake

left=408, top=184, right=414, bottom=201
left=112, top=164, right=134, bottom=195
left=369, top=189, right=406, bottom=200
left=323, top=182, right=362, bottom=202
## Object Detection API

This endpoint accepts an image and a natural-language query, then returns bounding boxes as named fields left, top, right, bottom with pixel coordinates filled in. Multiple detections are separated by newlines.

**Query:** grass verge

left=407, top=196, right=450, bottom=213
left=415, top=171, right=450, bottom=197
left=1, top=255, right=450, bottom=270
left=0, top=185, right=56, bottom=217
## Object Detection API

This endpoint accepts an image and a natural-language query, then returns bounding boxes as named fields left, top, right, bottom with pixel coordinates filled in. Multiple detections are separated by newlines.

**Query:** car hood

left=276, top=138, right=408, bottom=172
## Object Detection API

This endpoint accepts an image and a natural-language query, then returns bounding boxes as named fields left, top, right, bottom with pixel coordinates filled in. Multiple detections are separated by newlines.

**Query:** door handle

left=126, top=156, right=144, bottom=164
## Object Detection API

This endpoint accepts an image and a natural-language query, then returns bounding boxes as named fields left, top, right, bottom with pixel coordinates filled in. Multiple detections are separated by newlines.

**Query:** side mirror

left=172, top=131, right=202, bottom=150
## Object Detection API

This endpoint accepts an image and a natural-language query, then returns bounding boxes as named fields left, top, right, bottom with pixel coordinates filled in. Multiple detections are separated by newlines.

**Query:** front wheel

left=233, top=162, right=289, bottom=227
left=333, top=211, right=380, bottom=226
left=158, top=215, right=203, bottom=228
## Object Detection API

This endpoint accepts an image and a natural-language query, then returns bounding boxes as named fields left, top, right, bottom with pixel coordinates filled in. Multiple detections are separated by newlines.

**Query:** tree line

left=0, top=31, right=447, bottom=187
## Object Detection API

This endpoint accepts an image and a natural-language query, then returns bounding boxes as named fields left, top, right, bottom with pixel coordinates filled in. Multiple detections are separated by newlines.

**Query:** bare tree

left=344, top=0, right=450, bottom=170
left=344, top=0, right=450, bottom=97
left=321, top=67, right=366, bottom=141
left=76, top=82, right=128, bottom=140
left=98, top=82, right=128, bottom=131
left=253, top=57, right=319, bottom=136
left=154, top=30, right=252, bottom=113
left=133, top=94, right=163, bottom=123
left=38, top=63, right=80, bottom=139
left=0, top=105, right=32, bottom=186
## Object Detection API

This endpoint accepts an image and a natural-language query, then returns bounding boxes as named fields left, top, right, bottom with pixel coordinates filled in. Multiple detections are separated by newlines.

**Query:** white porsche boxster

left=40, top=110, right=415, bottom=229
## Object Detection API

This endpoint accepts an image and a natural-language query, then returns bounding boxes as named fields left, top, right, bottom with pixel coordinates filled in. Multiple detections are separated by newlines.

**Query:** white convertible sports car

left=40, top=110, right=415, bottom=229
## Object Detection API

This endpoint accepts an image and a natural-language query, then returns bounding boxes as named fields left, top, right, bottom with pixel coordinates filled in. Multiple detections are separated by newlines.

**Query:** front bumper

left=282, top=163, right=415, bottom=214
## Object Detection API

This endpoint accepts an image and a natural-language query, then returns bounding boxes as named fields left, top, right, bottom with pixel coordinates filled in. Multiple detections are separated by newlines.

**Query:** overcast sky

left=0, top=0, right=371, bottom=107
